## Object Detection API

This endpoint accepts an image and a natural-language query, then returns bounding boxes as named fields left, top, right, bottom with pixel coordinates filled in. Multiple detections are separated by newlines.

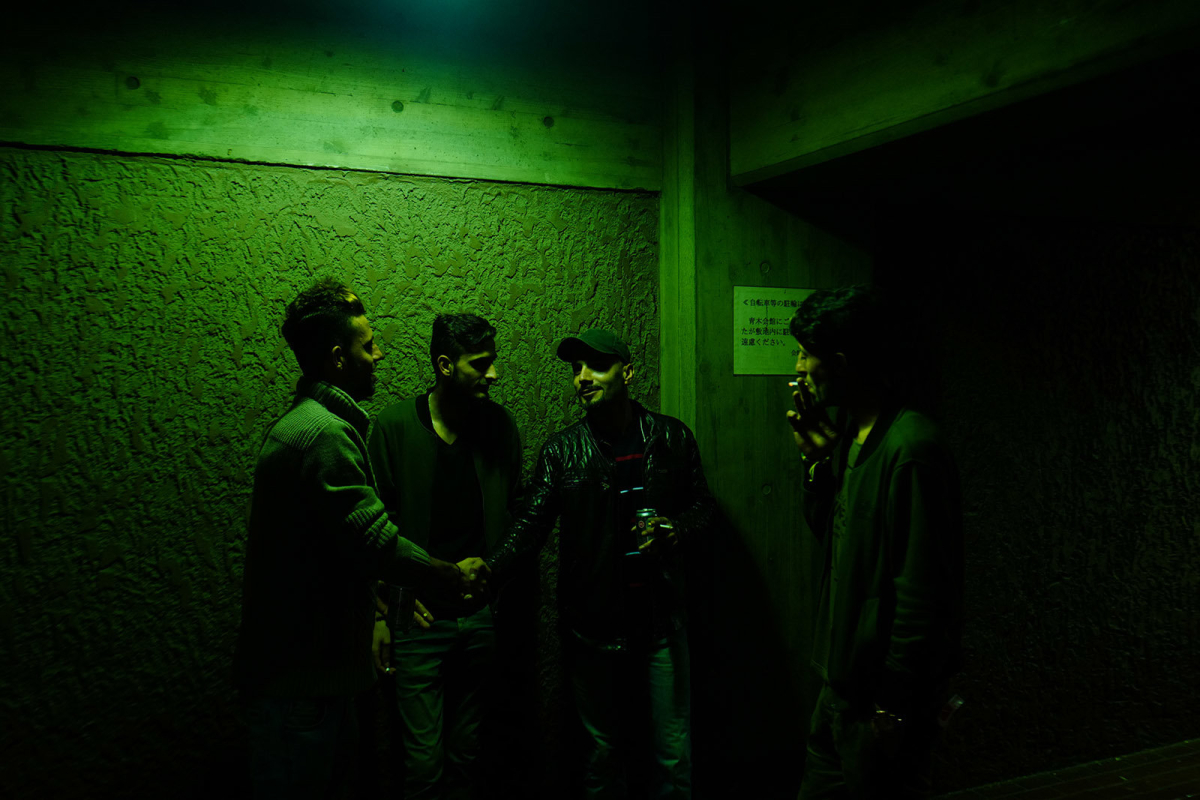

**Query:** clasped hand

left=423, top=555, right=491, bottom=602
left=405, top=556, right=492, bottom=636
left=455, top=556, right=491, bottom=600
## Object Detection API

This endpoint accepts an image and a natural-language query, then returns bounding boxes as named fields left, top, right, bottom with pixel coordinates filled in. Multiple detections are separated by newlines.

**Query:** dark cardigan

left=802, top=406, right=964, bottom=714
left=367, top=393, right=523, bottom=563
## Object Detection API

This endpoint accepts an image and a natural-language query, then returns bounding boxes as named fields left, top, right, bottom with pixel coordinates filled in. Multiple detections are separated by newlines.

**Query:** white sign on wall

left=733, top=286, right=814, bottom=375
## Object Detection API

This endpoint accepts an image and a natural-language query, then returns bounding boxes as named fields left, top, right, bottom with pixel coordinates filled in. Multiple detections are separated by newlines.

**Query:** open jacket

left=367, top=394, right=526, bottom=617
left=367, top=394, right=522, bottom=556
left=802, top=405, right=964, bottom=715
left=487, top=402, right=715, bottom=644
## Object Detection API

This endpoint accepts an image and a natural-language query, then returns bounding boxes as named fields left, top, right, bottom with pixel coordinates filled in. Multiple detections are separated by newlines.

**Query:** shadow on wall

left=688, top=504, right=809, bottom=800
left=876, top=208, right=1200, bottom=791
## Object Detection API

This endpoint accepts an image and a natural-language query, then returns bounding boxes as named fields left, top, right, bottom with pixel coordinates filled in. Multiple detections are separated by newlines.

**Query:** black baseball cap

left=556, top=328, right=632, bottom=364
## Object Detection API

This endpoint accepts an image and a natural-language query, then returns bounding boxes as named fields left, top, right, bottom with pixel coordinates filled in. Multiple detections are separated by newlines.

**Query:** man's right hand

left=787, top=381, right=840, bottom=462
left=423, top=558, right=476, bottom=603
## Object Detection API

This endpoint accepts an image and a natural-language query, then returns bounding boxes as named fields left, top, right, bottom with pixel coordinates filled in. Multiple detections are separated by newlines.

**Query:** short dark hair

left=789, top=285, right=897, bottom=380
left=430, top=313, right=497, bottom=376
left=281, top=278, right=365, bottom=376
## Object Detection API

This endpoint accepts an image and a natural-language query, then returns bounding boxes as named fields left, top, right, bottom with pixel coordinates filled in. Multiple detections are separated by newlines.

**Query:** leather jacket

left=487, top=402, right=715, bottom=645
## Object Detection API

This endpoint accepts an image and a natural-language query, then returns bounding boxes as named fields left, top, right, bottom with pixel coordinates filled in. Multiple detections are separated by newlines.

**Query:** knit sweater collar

left=298, top=377, right=370, bottom=439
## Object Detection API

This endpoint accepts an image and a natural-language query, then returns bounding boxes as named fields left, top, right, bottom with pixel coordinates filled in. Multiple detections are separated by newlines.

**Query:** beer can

left=634, top=508, right=658, bottom=551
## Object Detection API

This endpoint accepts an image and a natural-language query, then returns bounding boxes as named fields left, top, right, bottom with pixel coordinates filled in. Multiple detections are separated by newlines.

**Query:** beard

left=349, top=370, right=376, bottom=402
left=580, top=388, right=613, bottom=414
left=459, top=381, right=491, bottom=404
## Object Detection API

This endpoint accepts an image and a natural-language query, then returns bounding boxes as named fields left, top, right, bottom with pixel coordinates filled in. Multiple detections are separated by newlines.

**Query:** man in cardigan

left=367, top=313, right=525, bottom=800
left=487, top=328, right=715, bottom=799
left=787, top=286, right=963, bottom=799
left=233, top=280, right=483, bottom=799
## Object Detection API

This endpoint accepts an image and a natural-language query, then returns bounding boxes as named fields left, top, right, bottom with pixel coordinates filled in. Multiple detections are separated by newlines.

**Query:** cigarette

left=787, top=381, right=799, bottom=389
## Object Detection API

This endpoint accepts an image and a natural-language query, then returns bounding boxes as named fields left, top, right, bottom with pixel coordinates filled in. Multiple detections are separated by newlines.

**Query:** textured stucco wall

left=0, top=146, right=658, bottom=796
left=880, top=216, right=1200, bottom=792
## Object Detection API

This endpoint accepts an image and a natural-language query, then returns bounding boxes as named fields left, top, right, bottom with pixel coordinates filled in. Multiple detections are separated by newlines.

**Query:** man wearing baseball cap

left=487, top=328, right=715, bottom=799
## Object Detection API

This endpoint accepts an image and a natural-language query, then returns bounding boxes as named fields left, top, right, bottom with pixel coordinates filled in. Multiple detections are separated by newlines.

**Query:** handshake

left=373, top=557, right=490, bottom=674
left=423, top=556, right=491, bottom=606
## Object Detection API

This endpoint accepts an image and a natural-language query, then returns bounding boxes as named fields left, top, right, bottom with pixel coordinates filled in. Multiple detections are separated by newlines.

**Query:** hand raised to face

left=787, top=381, right=840, bottom=462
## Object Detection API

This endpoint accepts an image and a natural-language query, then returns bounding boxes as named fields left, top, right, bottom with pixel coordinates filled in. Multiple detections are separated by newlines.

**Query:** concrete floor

left=939, top=738, right=1200, bottom=800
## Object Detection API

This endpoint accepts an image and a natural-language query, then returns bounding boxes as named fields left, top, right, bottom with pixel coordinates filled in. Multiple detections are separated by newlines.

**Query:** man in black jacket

left=367, top=313, right=525, bottom=800
left=786, top=286, right=963, bottom=799
left=488, top=328, right=714, bottom=800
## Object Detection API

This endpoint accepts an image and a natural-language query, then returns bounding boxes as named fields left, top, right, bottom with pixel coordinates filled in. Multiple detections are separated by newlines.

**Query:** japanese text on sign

left=733, top=286, right=815, bottom=375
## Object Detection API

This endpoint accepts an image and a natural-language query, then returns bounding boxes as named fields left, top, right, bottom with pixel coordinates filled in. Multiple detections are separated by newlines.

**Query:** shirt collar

left=297, top=377, right=370, bottom=440
left=585, top=401, right=651, bottom=448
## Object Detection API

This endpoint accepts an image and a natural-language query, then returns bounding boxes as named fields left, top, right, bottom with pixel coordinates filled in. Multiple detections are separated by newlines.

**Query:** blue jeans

left=570, top=627, right=692, bottom=800
left=243, top=694, right=358, bottom=800
left=392, top=605, right=497, bottom=800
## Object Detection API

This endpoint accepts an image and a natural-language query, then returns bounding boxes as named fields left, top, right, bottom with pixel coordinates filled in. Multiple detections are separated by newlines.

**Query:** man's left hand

left=635, top=517, right=678, bottom=556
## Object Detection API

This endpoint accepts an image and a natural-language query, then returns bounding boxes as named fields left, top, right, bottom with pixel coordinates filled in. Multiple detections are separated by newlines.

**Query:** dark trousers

left=570, top=627, right=692, bottom=800
left=797, top=684, right=939, bottom=800
left=392, top=605, right=496, bottom=800
left=244, top=694, right=359, bottom=800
